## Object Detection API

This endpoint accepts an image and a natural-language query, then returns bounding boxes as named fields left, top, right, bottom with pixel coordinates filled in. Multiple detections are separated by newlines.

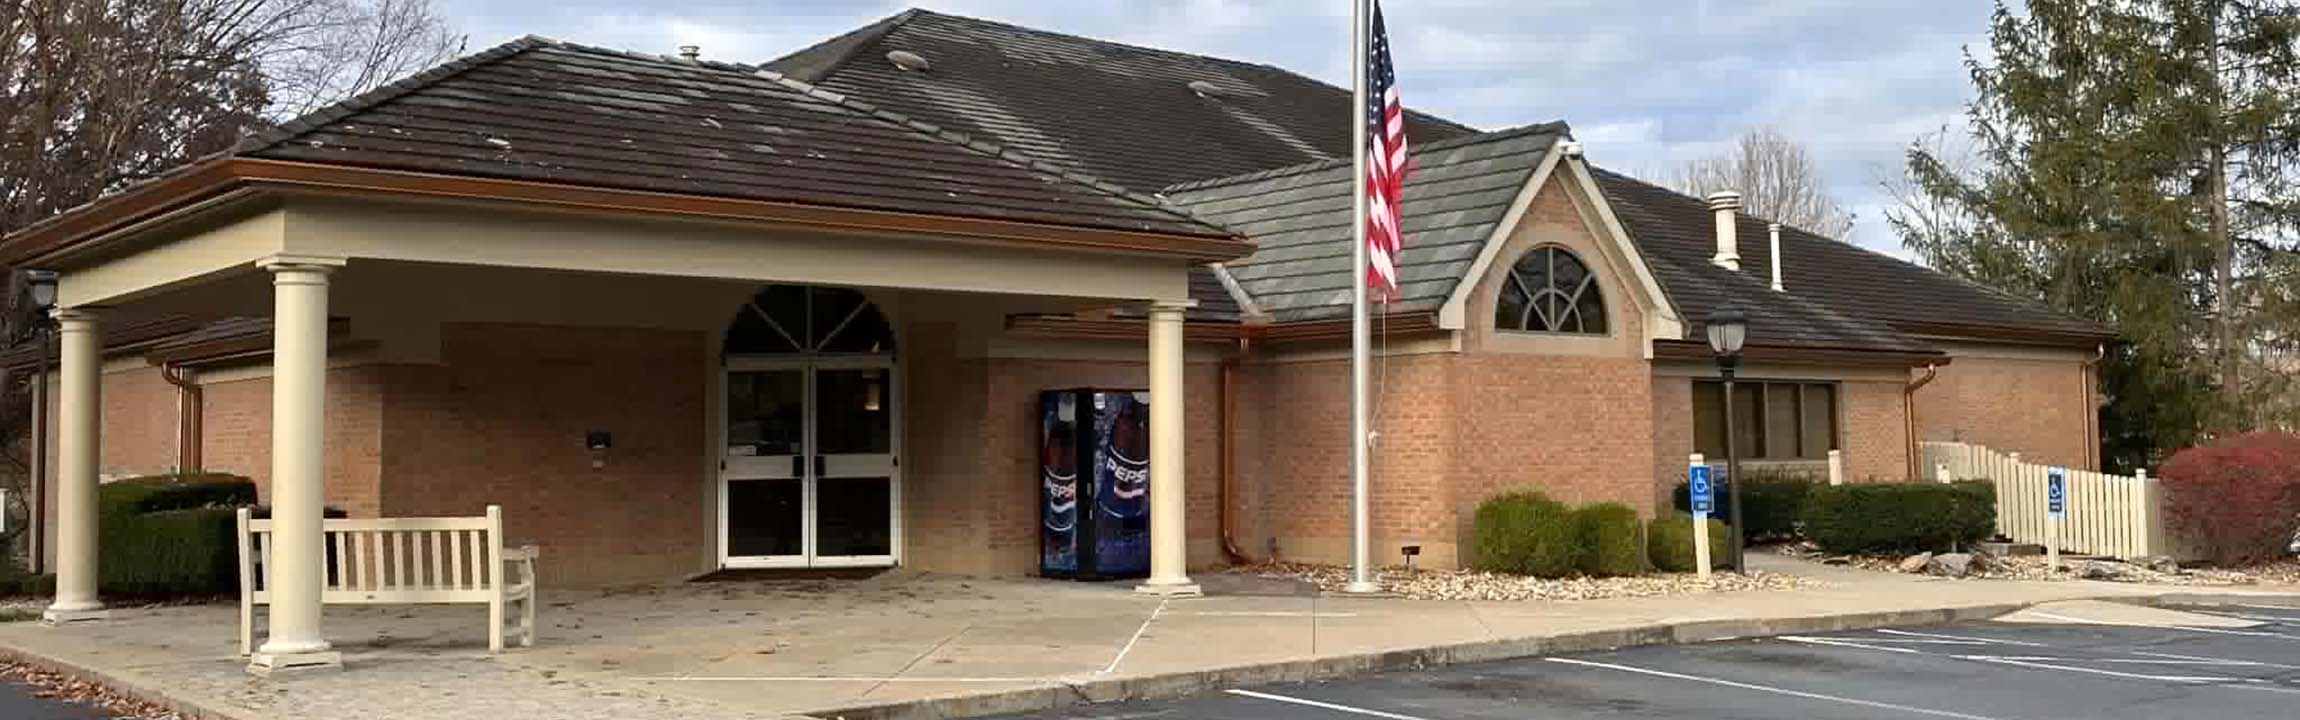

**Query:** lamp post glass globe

left=1704, top=306, right=1747, bottom=358
left=24, top=270, right=56, bottom=309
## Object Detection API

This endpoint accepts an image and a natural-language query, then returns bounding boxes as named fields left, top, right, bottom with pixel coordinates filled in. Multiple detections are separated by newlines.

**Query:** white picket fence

left=1920, top=441, right=2168, bottom=559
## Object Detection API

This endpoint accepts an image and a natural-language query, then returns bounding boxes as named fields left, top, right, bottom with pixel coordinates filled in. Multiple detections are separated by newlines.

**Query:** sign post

left=2046, top=466, right=2067, bottom=573
left=1688, top=454, right=1713, bottom=580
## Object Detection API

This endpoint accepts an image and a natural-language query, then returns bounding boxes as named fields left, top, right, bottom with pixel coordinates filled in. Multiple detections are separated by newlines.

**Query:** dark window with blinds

left=1692, top=380, right=1839, bottom=460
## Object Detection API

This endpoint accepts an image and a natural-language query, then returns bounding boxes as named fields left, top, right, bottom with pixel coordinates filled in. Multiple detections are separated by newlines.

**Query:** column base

left=247, top=650, right=344, bottom=677
left=1133, top=579, right=1203, bottom=598
left=40, top=607, right=108, bottom=625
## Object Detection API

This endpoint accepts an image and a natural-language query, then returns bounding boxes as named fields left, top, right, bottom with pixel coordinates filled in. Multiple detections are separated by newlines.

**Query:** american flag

left=1363, top=0, right=1408, bottom=296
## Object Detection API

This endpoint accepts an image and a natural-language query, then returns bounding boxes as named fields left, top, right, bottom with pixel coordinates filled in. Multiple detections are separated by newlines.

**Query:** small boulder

left=2141, top=556, right=2183, bottom=574
left=1898, top=552, right=1935, bottom=574
left=2079, top=560, right=2127, bottom=580
left=1928, top=553, right=1975, bottom=577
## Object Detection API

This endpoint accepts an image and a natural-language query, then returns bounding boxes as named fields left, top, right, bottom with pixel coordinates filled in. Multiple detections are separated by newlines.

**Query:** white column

left=248, top=257, right=343, bottom=675
left=1136, top=300, right=1200, bottom=597
left=43, top=308, right=105, bottom=624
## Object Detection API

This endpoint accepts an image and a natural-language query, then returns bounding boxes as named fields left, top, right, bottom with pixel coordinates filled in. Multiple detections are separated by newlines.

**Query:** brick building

left=9, top=9, right=2112, bottom=610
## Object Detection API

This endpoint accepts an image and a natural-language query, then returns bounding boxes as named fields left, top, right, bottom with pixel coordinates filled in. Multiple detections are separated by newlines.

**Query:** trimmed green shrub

left=1646, top=512, right=1730, bottom=572
left=1574, top=502, right=1646, bottom=577
left=1801, top=481, right=1995, bottom=555
left=96, top=474, right=256, bottom=596
left=1670, top=470, right=1816, bottom=541
left=1470, top=490, right=1583, bottom=577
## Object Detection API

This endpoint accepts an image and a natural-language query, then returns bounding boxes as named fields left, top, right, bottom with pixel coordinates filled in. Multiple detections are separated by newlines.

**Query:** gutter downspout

left=27, top=344, right=47, bottom=575
left=159, top=364, right=202, bottom=472
left=2083, top=344, right=2105, bottom=470
left=1219, top=336, right=1252, bottom=564
left=1904, top=364, right=1939, bottom=480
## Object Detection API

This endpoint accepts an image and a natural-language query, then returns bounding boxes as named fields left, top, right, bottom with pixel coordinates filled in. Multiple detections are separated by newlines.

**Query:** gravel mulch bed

left=1779, top=544, right=2300, bottom=586
left=1226, top=562, right=1822, bottom=602
left=0, top=661, right=182, bottom=719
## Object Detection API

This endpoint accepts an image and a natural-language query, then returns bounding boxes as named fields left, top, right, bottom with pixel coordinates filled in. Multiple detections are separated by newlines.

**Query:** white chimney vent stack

left=1707, top=191, right=1742, bottom=271
left=1768, top=222, right=1785, bottom=292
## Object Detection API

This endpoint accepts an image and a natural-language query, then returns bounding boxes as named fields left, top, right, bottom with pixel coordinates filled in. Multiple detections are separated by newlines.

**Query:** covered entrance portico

left=15, top=161, right=1239, bottom=673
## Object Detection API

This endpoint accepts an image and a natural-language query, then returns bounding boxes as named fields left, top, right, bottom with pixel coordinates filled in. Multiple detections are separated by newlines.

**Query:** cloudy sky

left=434, top=0, right=1999, bottom=255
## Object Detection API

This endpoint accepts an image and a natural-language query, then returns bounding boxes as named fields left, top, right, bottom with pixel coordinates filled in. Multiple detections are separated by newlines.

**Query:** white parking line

left=1781, top=636, right=1931, bottom=654
left=1874, top=628, right=2049, bottom=647
left=1544, top=657, right=2007, bottom=720
left=1952, top=655, right=2261, bottom=684
left=1224, top=689, right=1434, bottom=720
left=2134, top=650, right=2300, bottom=670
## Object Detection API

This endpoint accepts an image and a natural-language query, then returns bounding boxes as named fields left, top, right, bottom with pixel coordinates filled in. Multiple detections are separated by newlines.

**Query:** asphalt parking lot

left=1006, top=602, right=2300, bottom=720
left=0, top=682, right=107, bottom=720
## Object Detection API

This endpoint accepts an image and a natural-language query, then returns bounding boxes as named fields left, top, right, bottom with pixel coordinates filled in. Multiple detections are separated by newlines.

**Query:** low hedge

left=97, top=473, right=256, bottom=596
left=1470, top=490, right=1582, bottom=578
left=1801, top=481, right=1995, bottom=554
left=1574, top=502, right=1646, bottom=577
left=1670, top=470, right=1816, bottom=541
left=1647, top=512, right=1730, bottom=572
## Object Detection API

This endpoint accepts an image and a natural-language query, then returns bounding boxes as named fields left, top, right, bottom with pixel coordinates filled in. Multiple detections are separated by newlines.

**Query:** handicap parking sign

left=1689, top=465, right=1714, bottom=519
left=2046, top=466, right=2066, bottom=519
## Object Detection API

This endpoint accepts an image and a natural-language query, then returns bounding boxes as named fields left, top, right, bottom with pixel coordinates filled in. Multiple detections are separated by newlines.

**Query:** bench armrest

left=501, top=545, right=540, bottom=562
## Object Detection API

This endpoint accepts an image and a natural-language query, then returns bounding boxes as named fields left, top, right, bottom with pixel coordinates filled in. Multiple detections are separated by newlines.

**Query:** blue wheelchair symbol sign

left=1689, top=465, right=1714, bottom=519
left=2046, top=466, right=2067, bottom=519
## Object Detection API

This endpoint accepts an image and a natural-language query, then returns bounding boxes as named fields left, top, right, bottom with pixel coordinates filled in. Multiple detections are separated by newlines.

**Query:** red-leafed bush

left=2158, top=431, right=2300, bottom=566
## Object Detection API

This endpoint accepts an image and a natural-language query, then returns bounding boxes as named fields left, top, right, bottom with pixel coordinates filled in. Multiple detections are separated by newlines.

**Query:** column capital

left=254, top=254, right=348, bottom=273
left=1147, top=299, right=1198, bottom=314
left=48, top=306, right=102, bottom=325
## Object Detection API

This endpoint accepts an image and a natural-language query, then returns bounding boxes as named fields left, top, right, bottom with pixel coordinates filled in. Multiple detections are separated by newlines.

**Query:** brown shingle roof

left=235, top=37, right=1224, bottom=238
left=765, top=9, right=1481, bottom=193
left=1591, top=169, right=2111, bottom=346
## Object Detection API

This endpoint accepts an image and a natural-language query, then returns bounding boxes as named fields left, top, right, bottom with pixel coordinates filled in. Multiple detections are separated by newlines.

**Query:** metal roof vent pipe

left=887, top=50, right=931, bottom=72
left=1768, top=222, right=1785, bottom=292
left=1707, top=191, right=1743, bottom=271
left=678, top=45, right=700, bottom=60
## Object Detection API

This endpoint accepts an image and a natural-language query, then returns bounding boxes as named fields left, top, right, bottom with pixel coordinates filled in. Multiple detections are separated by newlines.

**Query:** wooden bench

left=237, top=505, right=539, bottom=655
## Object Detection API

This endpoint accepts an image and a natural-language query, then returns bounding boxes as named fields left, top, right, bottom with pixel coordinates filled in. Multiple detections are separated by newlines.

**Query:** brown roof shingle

left=238, top=37, right=1228, bottom=238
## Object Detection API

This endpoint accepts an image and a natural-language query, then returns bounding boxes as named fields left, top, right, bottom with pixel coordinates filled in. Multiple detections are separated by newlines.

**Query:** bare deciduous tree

left=1667, top=126, right=1857, bottom=239
left=0, top=0, right=464, bottom=235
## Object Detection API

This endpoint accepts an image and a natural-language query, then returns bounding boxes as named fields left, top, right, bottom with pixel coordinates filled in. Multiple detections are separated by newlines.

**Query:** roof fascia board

left=1435, top=145, right=1563, bottom=331
left=13, top=158, right=1255, bottom=269
left=1560, top=154, right=1684, bottom=356
left=1434, top=146, right=1682, bottom=360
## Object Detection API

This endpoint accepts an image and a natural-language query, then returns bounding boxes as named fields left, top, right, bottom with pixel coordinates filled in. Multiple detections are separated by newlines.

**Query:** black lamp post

left=1704, top=305, right=1749, bottom=573
left=20, top=269, right=55, bottom=574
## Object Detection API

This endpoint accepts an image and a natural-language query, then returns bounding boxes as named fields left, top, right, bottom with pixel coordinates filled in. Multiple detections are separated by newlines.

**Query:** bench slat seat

left=237, top=505, right=538, bottom=655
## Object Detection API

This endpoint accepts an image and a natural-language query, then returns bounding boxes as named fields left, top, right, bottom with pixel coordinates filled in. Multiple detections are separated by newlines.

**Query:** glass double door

left=721, top=356, right=896, bottom=568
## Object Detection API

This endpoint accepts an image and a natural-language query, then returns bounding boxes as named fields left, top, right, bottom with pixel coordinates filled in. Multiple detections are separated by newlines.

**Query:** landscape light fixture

left=1704, top=305, right=1750, bottom=573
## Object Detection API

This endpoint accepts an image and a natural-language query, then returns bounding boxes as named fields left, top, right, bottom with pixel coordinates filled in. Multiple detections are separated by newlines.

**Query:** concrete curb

left=0, top=640, right=253, bottom=720
left=808, top=601, right=2039, bottom=720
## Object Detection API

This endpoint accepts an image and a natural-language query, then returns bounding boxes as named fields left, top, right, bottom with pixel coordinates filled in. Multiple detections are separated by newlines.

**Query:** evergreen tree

left=1893, top=0, right=2300, bottom=470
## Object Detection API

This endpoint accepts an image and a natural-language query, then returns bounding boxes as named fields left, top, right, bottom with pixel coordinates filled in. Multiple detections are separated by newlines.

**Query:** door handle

left=791, top=455, right=804, bottom=478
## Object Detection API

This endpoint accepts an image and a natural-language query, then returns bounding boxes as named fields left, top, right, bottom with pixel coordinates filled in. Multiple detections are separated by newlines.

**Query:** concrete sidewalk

left=0, top=556, right=2292, bottom=720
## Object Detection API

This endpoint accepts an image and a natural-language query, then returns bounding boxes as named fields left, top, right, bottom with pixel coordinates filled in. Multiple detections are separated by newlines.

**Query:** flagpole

left=1343, top=0, right=1379, bottom=595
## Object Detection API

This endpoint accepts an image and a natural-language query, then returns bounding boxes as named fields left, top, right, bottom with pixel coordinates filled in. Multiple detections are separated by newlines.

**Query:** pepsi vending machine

left=1039, top=388, right=1152, bottom=579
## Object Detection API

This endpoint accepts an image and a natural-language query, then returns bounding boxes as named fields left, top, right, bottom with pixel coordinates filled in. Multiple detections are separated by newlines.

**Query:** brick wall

left=1841, top=378, right=1911, bottom=482
left=98, top=366, right=175, bottom=477
left=1913, top=354, right=2095, bottom=470
left=378, top=323, right=707, bottom=587
left=179, top=367, right=387, bottom=517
